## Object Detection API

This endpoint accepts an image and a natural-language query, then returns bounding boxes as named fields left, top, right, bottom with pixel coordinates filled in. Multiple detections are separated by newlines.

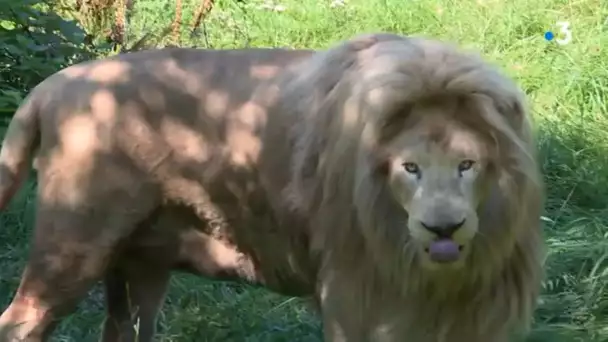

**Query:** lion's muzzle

left=420, top=219, right=465, bottom=239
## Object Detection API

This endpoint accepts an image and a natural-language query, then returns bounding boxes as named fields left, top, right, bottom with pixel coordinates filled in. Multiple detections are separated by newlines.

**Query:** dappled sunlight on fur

left=160, top=118, right=210, bottom=163
left=0, top=47, right=314, bottom=341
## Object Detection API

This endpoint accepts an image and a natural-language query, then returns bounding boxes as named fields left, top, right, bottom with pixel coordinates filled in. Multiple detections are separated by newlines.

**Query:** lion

left=0, top=33, right=545, bottom=342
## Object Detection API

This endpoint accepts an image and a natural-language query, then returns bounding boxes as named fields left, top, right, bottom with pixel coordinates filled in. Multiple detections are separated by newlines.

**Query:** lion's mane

left=273, top=33, right=545, bottom=339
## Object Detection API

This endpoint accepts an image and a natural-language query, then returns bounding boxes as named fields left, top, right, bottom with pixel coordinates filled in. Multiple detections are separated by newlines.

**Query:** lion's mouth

left=424, top=239, right=463, bottom=263
left=424, top=245, right=464, bottom=252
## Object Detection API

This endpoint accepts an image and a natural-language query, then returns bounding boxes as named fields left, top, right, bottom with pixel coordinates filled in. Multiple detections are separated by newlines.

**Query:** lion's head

left=383, top=103, right=489, bottom=269
left=281, top=33, right=543, bottom=280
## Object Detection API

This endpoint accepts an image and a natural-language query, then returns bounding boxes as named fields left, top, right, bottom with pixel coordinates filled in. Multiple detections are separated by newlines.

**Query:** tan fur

left=0, top=33, right=544, bottom=342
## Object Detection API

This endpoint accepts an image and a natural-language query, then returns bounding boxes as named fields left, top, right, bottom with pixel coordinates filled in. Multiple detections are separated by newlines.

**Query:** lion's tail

left=0, top=92, right=40, bottom=210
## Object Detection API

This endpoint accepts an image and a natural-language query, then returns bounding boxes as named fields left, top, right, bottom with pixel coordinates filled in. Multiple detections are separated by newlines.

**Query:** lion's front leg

left=318, top=293, right=401, bottom=342
left=318, top=300, right=366, bottom=342
left=316, top=275, right=381, bottom=342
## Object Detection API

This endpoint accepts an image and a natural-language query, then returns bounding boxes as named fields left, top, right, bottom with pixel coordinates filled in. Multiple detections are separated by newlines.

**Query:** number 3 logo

left=556, top=21, right=572, bottom=45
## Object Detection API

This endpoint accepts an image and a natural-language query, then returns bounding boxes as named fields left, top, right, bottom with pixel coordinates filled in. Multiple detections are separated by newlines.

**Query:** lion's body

left=0, top=34, right=544, bottom=342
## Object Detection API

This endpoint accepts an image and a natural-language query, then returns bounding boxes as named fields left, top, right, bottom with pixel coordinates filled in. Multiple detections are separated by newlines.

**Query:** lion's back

left=29, top=46, right=314, bottom=173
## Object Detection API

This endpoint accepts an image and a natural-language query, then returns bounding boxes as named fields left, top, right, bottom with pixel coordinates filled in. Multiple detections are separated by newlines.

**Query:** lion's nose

left=420, top=219, right=465, bottom=238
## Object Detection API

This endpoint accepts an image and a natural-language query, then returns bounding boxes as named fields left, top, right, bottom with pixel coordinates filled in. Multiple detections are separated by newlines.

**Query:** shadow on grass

left=530, top=123, right=608, bottom=342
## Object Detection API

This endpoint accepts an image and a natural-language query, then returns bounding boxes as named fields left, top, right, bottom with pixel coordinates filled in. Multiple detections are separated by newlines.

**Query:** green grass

left=2, top=0, right=608, bottom=340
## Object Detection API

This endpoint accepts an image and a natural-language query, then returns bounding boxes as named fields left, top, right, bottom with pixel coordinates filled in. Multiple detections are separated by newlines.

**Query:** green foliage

left=0, top=0, right=106, bottom=118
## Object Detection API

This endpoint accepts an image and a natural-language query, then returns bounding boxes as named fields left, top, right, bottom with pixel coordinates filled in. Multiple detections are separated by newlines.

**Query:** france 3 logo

left=544, top=21, right=572, bottom=45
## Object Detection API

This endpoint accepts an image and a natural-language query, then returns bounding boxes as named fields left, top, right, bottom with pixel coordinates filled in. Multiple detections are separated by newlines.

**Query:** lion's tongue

left=428, top=239, right=460, bottom=263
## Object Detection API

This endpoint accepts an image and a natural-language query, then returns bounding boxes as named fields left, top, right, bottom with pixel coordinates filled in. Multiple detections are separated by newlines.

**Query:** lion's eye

left=458, top=160, right=475, bottom=173
left=402, top=162, right=419, bottom=174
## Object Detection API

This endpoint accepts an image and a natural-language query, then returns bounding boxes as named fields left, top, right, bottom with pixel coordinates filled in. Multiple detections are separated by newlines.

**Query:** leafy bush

left=0, top=0, right=107, bottom=120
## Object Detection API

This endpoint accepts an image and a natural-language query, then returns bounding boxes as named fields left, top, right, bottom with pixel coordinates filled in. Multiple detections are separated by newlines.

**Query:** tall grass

left=1, top=0, right=607, bottom=340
